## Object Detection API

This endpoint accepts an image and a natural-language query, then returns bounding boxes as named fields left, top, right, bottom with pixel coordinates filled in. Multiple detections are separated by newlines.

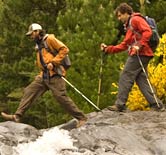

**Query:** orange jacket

left=36, top=34, right=69, bottom=77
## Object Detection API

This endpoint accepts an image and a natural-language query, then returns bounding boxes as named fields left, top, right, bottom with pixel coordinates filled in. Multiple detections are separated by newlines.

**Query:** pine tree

left=57, top=0, right=128, bottom=110
left=0, top=0, right=67, bottom=128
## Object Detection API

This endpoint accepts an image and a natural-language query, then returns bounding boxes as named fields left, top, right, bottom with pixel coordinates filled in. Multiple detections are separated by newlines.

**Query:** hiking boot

left=76, top=119, right=87, bottom=128
left=150, top=103, right=165, bottom=111
left=1, top=112, right=21, bottom=123
left=107, top=104, right=126, bottom=112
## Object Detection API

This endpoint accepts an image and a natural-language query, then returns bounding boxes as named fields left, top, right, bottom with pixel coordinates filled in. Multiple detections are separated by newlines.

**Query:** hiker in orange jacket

left=1, top=23, right=87, bottom=127
left=101, top=3, right=164, bottom=111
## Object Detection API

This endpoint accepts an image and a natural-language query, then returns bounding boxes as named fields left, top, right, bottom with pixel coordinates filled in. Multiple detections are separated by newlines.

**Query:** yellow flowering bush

left=111, top=33, right=166, bottom=111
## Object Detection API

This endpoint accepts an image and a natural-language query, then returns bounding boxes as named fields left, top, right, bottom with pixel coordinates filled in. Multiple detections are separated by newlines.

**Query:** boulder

left=0, top=108, right=166, bottom=155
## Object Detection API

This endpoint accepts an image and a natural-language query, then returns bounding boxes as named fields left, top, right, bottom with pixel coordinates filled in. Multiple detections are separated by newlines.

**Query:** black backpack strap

left=36, top=43, right=50, bottom=80
left=37, top=44, right=47, bottom=69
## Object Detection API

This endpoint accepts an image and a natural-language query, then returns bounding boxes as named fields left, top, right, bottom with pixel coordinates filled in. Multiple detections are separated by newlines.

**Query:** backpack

left=129, top=15, right=160, bottom=51
left=43, top=39, right=71, bottom=70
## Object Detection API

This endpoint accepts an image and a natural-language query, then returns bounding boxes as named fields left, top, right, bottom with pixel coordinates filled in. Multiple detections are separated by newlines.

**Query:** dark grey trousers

left=15, top=76, right=86, bottom=121
left=115, top=55, right=162, bottom=107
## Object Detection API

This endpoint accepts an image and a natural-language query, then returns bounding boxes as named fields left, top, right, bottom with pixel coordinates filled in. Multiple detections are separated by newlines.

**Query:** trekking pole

left=61, top=76, right=101, bottom=111
left=97, top=53, right=105, bottom=107
left=44, top=102, right=50, bottom=128
left=136, top=54, right=160, bottom=108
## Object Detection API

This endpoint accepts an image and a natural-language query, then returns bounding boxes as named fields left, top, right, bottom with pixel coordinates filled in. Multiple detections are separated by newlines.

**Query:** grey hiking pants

left=15, top=76, right=86, bottom=121
left=115, top=55, right=162, bottom=107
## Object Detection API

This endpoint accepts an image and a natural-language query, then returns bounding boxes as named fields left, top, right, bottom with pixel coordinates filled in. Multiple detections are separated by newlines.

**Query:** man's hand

left=47, top=63, right=54, bottom=70
left=129, top=46, right=139, bottom=56
left=133, top=46, right=139, bottom=51
left=35, top=75, right=42, bottom=81
left=100, top=43, right=107, bottom=51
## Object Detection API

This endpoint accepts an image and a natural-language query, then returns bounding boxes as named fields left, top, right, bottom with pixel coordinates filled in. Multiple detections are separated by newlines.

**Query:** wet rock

left=0, top=121, right=40, bottom=155
left=70, top=109, right=166, bottom=155
left=1, top=108, right=166, bottom=155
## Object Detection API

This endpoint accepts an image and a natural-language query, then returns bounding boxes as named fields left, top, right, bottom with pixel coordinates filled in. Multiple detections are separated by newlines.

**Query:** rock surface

left=0, top=121, right=40, bottom=155
left=0, top=108, right=166, bottom=155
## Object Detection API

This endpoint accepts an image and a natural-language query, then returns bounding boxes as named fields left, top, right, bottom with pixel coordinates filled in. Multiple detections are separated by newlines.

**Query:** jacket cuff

left=105, top=45, right=113, bottom=53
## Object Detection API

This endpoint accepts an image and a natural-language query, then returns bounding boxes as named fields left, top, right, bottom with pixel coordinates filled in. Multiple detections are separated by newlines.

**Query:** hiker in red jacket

left=101, top=3, right=164, bottom=111
left=1, top=23, right=87, bottom=127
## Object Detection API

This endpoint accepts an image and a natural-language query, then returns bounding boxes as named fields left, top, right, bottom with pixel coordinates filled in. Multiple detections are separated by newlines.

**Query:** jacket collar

left=43, top=34, right=49, bottom=41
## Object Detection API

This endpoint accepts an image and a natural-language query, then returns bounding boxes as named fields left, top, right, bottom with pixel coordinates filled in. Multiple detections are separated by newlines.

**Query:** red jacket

left=106, top=13, right=153, bottom=56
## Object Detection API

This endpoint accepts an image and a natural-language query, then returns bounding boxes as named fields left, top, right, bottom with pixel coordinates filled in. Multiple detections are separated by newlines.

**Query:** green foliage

left=57, top=0, right=127, bottom=110
left=145, top=0, right=166, bottom=35
left=0, top=0, right=165, bottom=128
left=0, top=0, right=67, bottom=128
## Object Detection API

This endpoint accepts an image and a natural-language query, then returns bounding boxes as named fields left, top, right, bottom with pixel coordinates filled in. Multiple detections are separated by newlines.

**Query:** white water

left=13, top=127, right=87, bottom=155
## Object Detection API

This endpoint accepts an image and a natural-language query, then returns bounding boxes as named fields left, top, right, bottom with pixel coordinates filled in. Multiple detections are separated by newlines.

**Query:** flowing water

left=12, top=127, right=88, bottom=155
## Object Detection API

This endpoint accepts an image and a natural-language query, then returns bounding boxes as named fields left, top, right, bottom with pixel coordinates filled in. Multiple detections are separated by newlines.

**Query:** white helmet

left=26, top=23, right=42, bottom=36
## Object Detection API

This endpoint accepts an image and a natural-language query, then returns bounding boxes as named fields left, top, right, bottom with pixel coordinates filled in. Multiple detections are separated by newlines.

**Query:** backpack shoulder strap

left=128, top=14, right=145, bottom=43
left=43, top=34, right=58, bottom=56
left=128, top=16, right=141, bottom=36
left=128, top=13, right=147, bottom=36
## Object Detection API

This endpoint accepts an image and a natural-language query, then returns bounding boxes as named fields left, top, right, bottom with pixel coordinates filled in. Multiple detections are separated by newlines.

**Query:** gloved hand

left=100, top=43, right=107, bottom=52
left=129, top=46, right=139, bottom=56
left=100, top=43, right=114, bottom=54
